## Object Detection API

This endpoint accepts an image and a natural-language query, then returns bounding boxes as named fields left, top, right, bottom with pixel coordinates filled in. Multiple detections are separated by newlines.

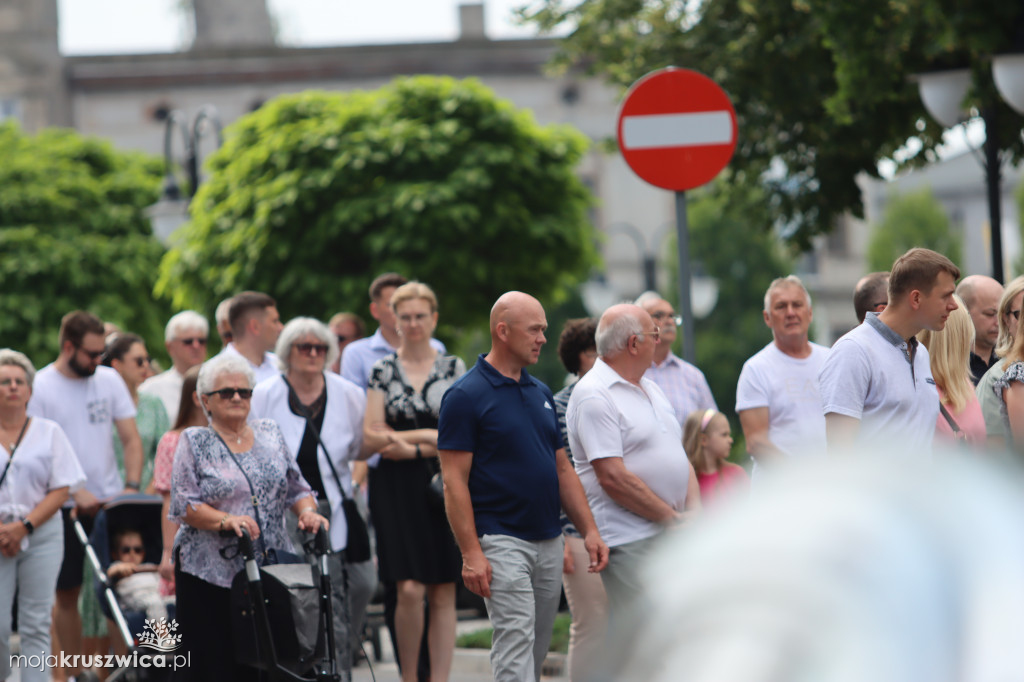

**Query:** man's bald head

left=596, top=304, right=648, bottom=358
left=957, top=274, right=1004, bottom=356
left=490, top=291, right=543, bottom=335
left=956, top=275, right=1003, bottom=310
left=488, top=291, right=548, bottom=369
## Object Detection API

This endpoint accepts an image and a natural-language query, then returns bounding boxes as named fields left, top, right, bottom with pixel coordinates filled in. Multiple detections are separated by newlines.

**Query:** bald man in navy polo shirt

left=438, top=291, right=608, bottom=682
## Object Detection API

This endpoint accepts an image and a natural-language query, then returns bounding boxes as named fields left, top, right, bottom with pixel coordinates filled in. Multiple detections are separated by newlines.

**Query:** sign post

left=616, top=67, right=737, bottom=363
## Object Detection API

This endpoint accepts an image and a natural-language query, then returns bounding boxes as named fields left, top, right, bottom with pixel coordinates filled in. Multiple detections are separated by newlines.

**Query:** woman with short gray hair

left=170, top=354, right=327, bottom=681
left=0, top=349, right=85, bottom=682
left=251, top=316, right=374, bottom=675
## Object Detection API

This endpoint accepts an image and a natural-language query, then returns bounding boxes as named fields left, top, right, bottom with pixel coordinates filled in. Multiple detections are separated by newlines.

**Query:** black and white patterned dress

left=367, top=352, right=465, bottom=583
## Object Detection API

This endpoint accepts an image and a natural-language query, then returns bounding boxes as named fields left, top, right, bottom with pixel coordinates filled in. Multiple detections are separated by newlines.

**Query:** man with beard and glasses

left=27, top=310, right=142, bottom=682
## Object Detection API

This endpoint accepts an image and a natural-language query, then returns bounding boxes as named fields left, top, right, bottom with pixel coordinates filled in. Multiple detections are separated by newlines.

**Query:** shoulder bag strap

left=209, top=427, right=268, bottom=557
left=281, top=375, right=351, bottom=502
left=938, top=403, right=962, bottom=435
left=0, top=417, right=31, bottom=491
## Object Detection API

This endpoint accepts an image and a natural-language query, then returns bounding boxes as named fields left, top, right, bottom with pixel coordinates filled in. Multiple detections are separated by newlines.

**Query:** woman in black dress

left=362, top=281, right=464, bottom=682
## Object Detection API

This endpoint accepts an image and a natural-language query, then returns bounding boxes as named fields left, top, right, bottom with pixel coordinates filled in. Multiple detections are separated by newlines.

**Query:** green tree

left=519, top=0, right=1024, bottom=249
left=0, top=123, right=166, bottom=365
left=158, top=76, right=600, bottom=347
left=866, top=188, right=962, bottom=271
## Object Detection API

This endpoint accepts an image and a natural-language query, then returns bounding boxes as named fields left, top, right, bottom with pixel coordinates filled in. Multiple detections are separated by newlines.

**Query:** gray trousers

left=0, top=515, right=64, bottom=682
left=287, top=499, right=378, bottom=679
left=601, top=533, right=661, bottom=622
left=480, top=533, right=564, bottom=682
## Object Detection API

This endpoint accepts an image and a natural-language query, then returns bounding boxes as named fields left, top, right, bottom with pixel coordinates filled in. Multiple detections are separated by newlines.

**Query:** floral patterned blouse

left=368, top=353, right=466, bottom=430
left=169, top=419, right=312, bottom=588
left=994, top=361, right=1024, bottom=442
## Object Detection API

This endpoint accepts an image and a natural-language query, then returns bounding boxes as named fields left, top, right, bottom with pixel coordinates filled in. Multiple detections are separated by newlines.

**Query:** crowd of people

left=3, top=247, right=1024, bottom=682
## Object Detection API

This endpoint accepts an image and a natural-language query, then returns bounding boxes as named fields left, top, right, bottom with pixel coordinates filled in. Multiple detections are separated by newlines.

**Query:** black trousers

left=173, top=562, right=253, bottom=682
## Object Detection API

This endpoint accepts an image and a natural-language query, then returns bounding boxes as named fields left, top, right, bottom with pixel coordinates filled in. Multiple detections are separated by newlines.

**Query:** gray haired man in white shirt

left=567, top=303, right=700, bottom=615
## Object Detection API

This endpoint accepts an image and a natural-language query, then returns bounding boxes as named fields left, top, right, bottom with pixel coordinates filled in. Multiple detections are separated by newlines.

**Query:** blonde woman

left=362, top=281, right=464, bottom=682
left=977, top=276, right=1024, bottom=449
left=919, top=295, right=985, bottom=446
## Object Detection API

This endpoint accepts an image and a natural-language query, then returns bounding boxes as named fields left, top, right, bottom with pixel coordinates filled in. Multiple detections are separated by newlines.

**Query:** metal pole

left=983, top=106, right=1004, bottom=283
left=675, top=191, right=696, bottom=364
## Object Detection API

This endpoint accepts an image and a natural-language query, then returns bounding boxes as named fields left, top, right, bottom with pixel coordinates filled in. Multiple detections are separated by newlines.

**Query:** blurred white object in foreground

left=598, top=452, right=1024, bottom=682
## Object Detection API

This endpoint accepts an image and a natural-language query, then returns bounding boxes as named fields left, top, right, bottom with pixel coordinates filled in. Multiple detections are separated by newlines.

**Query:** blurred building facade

left=2, top=0, right=1021, bottom=338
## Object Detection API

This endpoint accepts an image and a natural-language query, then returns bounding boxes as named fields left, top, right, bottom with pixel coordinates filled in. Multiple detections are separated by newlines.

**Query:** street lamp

left=145, top=106, right=223, bottom=243
left=915, top=57, right=1024, bottom=283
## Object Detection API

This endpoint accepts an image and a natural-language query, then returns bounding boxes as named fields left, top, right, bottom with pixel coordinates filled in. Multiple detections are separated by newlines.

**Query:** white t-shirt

left=818, top=314, right=939, bottom=454
left=28, top=365, right=136, bottom=499
left=736, top=342, right=830, bottom=462
left=218, top=343, right=280, bottom=385
left=139, top=367, right=185, bottom=424
left=0, top=417, right=85, bottom=521
left=566, top=359, right=690, bottom=548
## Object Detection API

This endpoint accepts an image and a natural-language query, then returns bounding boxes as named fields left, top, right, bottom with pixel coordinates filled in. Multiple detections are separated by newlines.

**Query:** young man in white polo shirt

left=819, top=248, right=960, bottom=454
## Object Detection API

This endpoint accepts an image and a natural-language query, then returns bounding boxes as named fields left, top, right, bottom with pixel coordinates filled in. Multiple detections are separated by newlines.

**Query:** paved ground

left=9, top=619, right=569, bottom=682
left=353, top=618, right=569, bottom=682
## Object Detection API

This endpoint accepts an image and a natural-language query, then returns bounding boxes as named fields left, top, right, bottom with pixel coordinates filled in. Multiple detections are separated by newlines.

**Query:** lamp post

left=146, top=106, right=223, bottom=243
left=916, top=57, right=1024, bottom=284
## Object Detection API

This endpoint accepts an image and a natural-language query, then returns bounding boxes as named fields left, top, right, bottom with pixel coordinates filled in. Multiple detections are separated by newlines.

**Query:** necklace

left=217, top=425, right=245, bottom=445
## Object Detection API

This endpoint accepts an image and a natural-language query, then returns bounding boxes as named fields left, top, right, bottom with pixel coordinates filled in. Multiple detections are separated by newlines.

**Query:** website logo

left=138, top=617, right=182, bottom=652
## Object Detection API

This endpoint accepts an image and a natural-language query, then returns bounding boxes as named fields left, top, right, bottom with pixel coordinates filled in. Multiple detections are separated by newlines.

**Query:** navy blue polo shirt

left=438, top=354, right=562, bottom=541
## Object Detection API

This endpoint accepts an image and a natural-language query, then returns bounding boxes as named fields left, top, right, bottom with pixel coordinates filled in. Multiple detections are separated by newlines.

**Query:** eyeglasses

left=1012, top=310, right=1021, bottom=321
left=204, top=387, right=253, bottom=400
left=295, top=343, right=329, bottom=356
left=635, top=328, right=661, bottom=342
left=119, top=545, right=144, bottom=555
left=179, top=337, right=207, bottom=347
left=0, top=377, right=27, bottom=387
left=132, top=356, right=152, bottom=368
left=336, top=335, right=350, bottom=344
left=398, top=313, right=431, bottom=325
left=76, top=346, right=105, bottom=360
left=650, top=312, right=683, bottom=327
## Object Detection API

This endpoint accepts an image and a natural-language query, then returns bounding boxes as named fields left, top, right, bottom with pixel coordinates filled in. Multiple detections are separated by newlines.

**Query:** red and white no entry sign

left=617, top=67, right=738, bottom=192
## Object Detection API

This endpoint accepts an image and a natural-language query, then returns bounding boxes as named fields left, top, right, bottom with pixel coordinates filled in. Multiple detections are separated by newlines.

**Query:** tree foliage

left=866, top=188, right=962, bottom=271
left=0, top=123, right=166, bottom=365
left=519, top=0, right=1024, bottom=249
left=158, top=76, right=599, bottom=344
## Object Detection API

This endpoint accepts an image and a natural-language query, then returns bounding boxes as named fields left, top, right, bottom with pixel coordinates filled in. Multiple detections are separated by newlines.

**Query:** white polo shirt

left=818, top=313, right=939, bottom=454
left=566, top=358, right=690, bottom=547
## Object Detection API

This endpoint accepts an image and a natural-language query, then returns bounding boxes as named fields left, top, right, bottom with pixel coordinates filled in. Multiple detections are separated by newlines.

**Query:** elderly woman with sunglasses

left=250, top=316, right=376, bottom=674
left=170, top=354, right=327, bottom=682
left=0, top=350, right=85, bottom=682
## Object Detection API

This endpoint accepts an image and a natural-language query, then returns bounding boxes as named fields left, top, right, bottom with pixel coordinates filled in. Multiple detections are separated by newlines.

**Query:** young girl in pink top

left=683, top=409, right=749, bottom=506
